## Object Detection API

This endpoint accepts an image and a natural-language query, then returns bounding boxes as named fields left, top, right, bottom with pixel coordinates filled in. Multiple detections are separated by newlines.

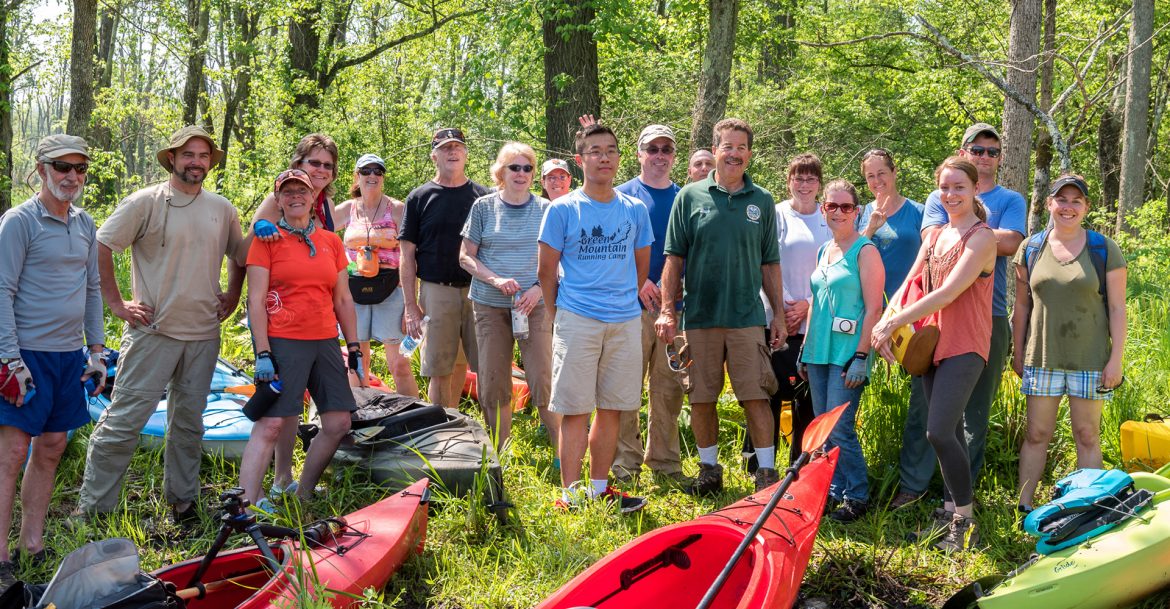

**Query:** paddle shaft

left=695, top=451, right=811, bottom=609
left=176, top=569, right=268, bottom=600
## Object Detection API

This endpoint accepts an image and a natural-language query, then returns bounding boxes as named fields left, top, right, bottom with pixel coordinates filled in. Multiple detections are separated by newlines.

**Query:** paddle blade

left=941, top=575, right=1005, bottom=609
left=801, top=403, right=847, bottom=453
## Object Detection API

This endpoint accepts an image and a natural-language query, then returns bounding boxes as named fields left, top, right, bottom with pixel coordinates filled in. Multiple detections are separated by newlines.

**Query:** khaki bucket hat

left=156, top=125, right=225, bottom=172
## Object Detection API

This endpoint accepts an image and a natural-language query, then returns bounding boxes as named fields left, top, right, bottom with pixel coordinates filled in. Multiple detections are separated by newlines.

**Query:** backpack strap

left=1085, top=229, right=1108, bottom=299
left=1023, top=229, right=1050, bottom=287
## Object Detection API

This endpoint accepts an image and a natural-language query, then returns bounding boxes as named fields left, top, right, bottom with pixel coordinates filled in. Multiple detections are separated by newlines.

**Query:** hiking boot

left=9, top=549, right=46, bottom=569
left=935, top=513, right=979, bottom=553
left=829, top=499, right=869, bottom=524
left=0, top=561, right=16, bottom=596
left=687, top=463, right=724, bottom=496
left=611, top=466, right=640, bottom=485
left=889, top=490, right=924, bottom=510
left=906, top=508, right=954, bottom=543
left=171, top=503, right=202, bottom=532
left=753, top=467, right=781, bottom=492
left=653, top=470, right=692, bottom=487
left=599, top=487, right=648, bottom=514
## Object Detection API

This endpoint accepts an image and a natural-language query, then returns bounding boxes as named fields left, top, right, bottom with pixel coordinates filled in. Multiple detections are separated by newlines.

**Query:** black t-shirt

left=400, top=179, right=492, bottom=285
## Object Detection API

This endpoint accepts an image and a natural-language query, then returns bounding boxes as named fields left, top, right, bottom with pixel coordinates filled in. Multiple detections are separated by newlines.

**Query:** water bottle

left=400, top=315, right=430, bottom=356
left=511, top=295, right=529, bottom=340
left=244, top=380, right=283, bottom=421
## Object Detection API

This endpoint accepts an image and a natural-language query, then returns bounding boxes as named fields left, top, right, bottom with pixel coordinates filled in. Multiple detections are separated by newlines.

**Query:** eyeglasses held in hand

left=1096, top=375, right=1125, bottom=394
left=358, top=167, right=385, bottom=176
left=507, top=164, right=535, bottom=173
left=965, top=145, right=1001, bottom=158
left=665, top=338, right=692, bottom=373
left=46, top=161, right=89, bottom=175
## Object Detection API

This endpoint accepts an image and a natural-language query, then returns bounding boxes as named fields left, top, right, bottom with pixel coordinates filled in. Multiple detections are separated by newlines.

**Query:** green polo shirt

left=664, top=173, right=780, bottom=330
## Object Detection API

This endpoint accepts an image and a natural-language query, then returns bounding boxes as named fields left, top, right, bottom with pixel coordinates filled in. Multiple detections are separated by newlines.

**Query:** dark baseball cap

left=1049, top=175, right=1089, bottom=197
left=431, top=128, right=466, bottom=149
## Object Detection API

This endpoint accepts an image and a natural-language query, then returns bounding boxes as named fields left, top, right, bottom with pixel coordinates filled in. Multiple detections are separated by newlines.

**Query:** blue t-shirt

left=857, top=199, right=924, bottom=300
left=538, top=189, right=654, bottom=323
left=922, top=185, right=1026, bottom=316
left=616, top=177, right=680, bottom=285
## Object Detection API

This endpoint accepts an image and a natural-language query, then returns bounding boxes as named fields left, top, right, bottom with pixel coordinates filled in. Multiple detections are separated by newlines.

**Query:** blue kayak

left=87, top=357, right=255, bottom=460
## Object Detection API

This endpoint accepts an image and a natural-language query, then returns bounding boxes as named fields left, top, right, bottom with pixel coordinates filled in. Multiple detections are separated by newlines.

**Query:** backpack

left=1023, top=468, right=1153, bottom=554
left=1023, top=229, right=1110, bottom=312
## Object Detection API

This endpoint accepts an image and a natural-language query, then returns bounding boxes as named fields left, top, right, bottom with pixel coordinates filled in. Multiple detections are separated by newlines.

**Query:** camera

left=831, top=317, right=857, bottom=335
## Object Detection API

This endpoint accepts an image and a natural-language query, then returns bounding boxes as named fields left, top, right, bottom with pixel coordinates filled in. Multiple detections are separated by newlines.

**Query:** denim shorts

left=1022, top=367, right=1111, bottom=400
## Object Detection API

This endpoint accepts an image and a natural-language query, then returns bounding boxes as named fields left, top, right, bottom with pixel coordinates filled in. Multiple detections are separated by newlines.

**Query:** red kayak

left=155, top=479, right=430, bottom=608
left=536, top=448, right=840, bottom=609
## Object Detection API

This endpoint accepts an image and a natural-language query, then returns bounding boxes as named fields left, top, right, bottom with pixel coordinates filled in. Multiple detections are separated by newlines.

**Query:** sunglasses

left=46, top=160, right=89, bottom=175
left=358, top=167, right=385, bottom=176
left=507, top=164, right=534, bottom=173
left=643, top=145, right=675, bottom=155
left=824, top=202, right=858, bottom=213
left=1096, top=375, right=1125, bottom=394
left=665, top=338, right=692, bottom=373
left=302, top=158, right=336, bottom=171
left=965, top=145, right=1001, bottom=158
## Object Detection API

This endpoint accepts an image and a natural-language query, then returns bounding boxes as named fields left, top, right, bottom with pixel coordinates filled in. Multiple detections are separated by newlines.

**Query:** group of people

left=0, top=114, right=1129, bottom=591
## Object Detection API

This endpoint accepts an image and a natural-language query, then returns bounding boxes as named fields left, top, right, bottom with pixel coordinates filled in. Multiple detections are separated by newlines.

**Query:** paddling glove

left=347, top=348, right=363, bottom=379
left=254, top=219, right=278, bottom=238
left=0, top=359, right=34, bottom=403
left=255, top=351, right=277, bottom=382
left=83, top=351, right=106, bottom=390
left=844, top=352, right=869, bottom=385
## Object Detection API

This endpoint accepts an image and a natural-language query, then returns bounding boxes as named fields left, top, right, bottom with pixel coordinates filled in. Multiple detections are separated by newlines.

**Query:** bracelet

left=256, top=350, right=272, bottom=359
left=347, top=345, right=360, bottom=352
left=854, top=351, right=869, bottom=359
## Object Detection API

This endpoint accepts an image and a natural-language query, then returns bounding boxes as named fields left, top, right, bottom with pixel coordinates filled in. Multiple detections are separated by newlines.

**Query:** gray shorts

left=268, top=337, right=357, bottom=418
left=355, top=287, right=405, bottom=344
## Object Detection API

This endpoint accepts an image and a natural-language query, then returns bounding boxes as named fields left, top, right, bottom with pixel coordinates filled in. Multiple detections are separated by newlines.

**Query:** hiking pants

left=614, top=310, right=686, bottom=477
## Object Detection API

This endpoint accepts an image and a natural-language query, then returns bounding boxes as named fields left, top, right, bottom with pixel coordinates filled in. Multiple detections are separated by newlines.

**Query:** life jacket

left=1024, top=468, right=1153, bottom=554
left=1023, top=229, right=1109, bottom=314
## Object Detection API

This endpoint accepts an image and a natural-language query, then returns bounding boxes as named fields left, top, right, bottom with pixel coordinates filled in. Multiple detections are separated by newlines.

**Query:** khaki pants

left=80, top=328, right=219, bottom=513
left=471, top=302, right=552, bottom=411
left=614, top=310, right=686, bottom=477
left=418, top=281, right=478, bottom=376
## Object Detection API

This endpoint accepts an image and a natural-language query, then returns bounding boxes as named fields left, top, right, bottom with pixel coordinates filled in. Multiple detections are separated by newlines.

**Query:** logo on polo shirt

left=746, top=204, right=761, bottom=223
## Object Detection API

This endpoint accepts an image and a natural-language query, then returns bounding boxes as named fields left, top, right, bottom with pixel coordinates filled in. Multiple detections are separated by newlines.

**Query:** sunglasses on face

left=358, top=167, right=385, bottom=176
left=824, top=202, right=858, bottom=213
left=965, top=145, right=1001, bottom=158
left=507, top=164, right=535, bottom=173
left=46, top=160, right=89, bottom=175
left=643, top=145, right=675, bottom=155
left=302, top=159, right=335, bottom=171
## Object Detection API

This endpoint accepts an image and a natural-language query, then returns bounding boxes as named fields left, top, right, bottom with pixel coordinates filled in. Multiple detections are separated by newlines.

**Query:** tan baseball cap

left=36, top=134, right=90, bottom=161
left=637, top=124, right=676, bottom=149
left=961, top=123, right=1001, bottom=147
left=156, top=125, right=225, bottom=172
left=274, top=169, right=314, bottom=194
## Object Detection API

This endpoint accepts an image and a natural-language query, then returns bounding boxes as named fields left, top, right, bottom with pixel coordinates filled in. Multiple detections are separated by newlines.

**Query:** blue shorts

left=0, top=349, right=90, bottom=436
left=1021, top=366, right=1111, bottom=401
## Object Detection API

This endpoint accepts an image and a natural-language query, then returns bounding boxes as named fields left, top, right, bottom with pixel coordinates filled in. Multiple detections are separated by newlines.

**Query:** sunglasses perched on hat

left=274, top=169, right=314, bottom=193
left=431, top=128, right=466, bottom=149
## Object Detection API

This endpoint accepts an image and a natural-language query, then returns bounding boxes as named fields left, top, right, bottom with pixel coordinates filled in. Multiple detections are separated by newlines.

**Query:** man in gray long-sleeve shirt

left=0, top=134, right=106, bottom=591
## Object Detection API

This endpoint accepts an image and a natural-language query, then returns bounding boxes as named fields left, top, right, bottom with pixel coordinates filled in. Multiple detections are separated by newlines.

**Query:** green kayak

left=975, top=463, right=1170, bottom=609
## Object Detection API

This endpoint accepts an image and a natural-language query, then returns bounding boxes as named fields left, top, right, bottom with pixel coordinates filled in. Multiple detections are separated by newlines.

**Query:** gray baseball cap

left=355, top=153, right=385, bottom=170
left=36, top=134, right=90, bottom=161
left=637, top=124, right=676, bottom=149
left=962, top=123, right=1001, bottom=146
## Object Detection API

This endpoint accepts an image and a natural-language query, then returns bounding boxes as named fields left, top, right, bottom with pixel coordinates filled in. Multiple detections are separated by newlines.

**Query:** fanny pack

left=349, top=268, right=399, bottom=305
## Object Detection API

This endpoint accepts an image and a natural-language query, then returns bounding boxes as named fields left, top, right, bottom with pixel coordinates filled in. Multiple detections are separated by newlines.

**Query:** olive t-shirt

left=1013, top=234, right=1125, bottom=370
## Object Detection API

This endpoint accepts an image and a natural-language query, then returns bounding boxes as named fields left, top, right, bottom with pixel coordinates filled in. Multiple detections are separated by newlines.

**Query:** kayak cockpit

left=153, top=541, right=294, bottom=609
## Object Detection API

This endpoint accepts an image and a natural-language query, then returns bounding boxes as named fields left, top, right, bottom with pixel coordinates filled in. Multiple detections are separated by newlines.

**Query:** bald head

left=688, top=149, right=715, bottom=183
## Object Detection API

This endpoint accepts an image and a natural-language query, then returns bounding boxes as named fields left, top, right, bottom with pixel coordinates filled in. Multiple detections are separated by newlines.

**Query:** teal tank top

left=801, top=237, right=872, bottom=367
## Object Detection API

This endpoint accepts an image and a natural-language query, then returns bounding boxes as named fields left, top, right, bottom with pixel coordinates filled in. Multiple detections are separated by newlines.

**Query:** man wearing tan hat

left=0, top=134, right=105, bottom=589
left=77, top=125, right=247, bottom=527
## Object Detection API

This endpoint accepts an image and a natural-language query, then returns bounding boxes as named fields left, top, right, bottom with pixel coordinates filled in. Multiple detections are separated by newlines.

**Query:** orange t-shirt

left=246, top=228, right=347, bottom=340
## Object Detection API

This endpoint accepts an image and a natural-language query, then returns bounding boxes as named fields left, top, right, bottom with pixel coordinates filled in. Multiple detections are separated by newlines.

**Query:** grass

left=12, top=206, right=1170, bottom=608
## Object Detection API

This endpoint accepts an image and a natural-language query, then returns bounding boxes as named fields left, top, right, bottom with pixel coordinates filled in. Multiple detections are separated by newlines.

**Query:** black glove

left=347, top=348, right=363, bottom=379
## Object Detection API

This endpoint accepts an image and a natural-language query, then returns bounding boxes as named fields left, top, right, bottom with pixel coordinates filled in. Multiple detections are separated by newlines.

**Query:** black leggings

left=922, top=352, right=986, bottom=507
left=743, top=333, right=812, bottom=470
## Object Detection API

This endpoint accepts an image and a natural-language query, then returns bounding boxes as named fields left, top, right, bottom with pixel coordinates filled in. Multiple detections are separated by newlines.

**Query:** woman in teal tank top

left=800, top=179, right=885, bottom=523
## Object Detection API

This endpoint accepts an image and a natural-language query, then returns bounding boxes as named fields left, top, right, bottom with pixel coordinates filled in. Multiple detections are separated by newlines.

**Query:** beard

left=178, top=166, right=207, bottom=185
left=46, top=175, right=85, bottom=204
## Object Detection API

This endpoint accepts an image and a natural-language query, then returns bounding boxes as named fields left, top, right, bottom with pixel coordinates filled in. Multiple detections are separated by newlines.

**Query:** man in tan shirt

left=77, top=126, right=247, bottom=526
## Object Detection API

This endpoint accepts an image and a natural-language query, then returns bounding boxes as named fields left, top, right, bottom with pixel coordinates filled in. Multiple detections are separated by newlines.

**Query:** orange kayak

left=154, top=479, right=429, bottom=608
left=463, top=365, right=531, bottom=412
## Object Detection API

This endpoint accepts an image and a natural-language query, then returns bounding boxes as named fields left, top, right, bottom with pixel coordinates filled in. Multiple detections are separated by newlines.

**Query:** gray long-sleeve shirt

left=0, top=196, right=104, bottom=357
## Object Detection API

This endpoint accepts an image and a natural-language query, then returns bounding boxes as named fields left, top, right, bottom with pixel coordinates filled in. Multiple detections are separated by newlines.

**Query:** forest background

left=3, top=0, right=1170, bottom=607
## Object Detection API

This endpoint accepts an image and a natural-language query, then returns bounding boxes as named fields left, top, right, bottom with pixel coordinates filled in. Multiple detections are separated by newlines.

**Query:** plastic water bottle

left=511, top=295, right=529, bottom=340
left=400, top=315, right=430, bottom=356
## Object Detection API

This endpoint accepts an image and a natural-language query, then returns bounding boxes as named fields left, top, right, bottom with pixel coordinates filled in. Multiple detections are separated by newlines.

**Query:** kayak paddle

left=695, top=402, right=847, bottom=609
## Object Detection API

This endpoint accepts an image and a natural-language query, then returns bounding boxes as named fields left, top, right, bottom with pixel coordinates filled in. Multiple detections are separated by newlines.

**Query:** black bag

left=349, top=268, right=400, bottom=305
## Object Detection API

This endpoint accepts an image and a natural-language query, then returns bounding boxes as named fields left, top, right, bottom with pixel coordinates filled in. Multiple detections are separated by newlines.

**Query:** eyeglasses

left=824, top=202, right=858, bottom=213
left=1096, top=375, right=1125, bottom=394
left=543, top=173, right=569, bottom=181
left=791, top=176, right=819, bottom=185
left=358, top=167, right=385, bottom=176
left=965, top=145, right=1001, bottom=158
left=46, top=161, right=89, bottom=175
left=302, top=159, right=336, bottom=171
left=643, top=145, right=675, bottom=155
left=507, top=164, right=534, bottom=173
left=584, top=150, right=620, bottom=159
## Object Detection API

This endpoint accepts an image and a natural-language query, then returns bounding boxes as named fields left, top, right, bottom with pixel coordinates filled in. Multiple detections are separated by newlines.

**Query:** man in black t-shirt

left=400, top=128, right=491, bottom=408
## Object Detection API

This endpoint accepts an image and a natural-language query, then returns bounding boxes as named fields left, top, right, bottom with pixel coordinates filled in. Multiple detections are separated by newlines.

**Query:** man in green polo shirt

left=656, top=118, right=786, bottom=495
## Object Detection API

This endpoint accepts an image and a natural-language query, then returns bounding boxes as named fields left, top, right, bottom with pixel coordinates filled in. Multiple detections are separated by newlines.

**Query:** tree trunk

left=1117, top=0, right=1154, bottom=233
left=181, top=0, right=210, bottom=125
left=91, top=2, right=120, bottom=149
left=1098, top=54, right=1125, bottom=217
left=1027, top=0, right=1056, bottom=233
left=0, top=0, right=20, bottom=216
left=691, top=0, right=738, bottom=151
left=758, top=3, right=794, bottom=86
left=288, top=5, right=322, bottom=119
left=67, top=0, right=98, bottom=139
left=542, top=0, right=600, bottom=158
left=999, top=0, right=1041, bottom=196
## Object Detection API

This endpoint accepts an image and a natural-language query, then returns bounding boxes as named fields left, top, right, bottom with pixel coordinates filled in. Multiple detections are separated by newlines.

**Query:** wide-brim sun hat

left=156, top=125, right=225, bottom=172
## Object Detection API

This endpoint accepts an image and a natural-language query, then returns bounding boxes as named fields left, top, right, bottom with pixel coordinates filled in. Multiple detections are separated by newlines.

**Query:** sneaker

left=687, top=463, right=724, bottom=496
left=889, top=490, right=924, bottom=510
left=906, top=507, right=954, bottom=543
left=753, top=467, right=781, bottom=492
left=0, top=561, right=16, bottom=596
left=829, top=499, right=869, bottom=524
left=935, top=513, right=979, bottom=553
left=598, top=486, right=648, bottom=514
left=553, top=498, right=579, bottom=512
left=9, top=549, right=46, bottom=569
left=253, top=497, right=278, bottom=514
